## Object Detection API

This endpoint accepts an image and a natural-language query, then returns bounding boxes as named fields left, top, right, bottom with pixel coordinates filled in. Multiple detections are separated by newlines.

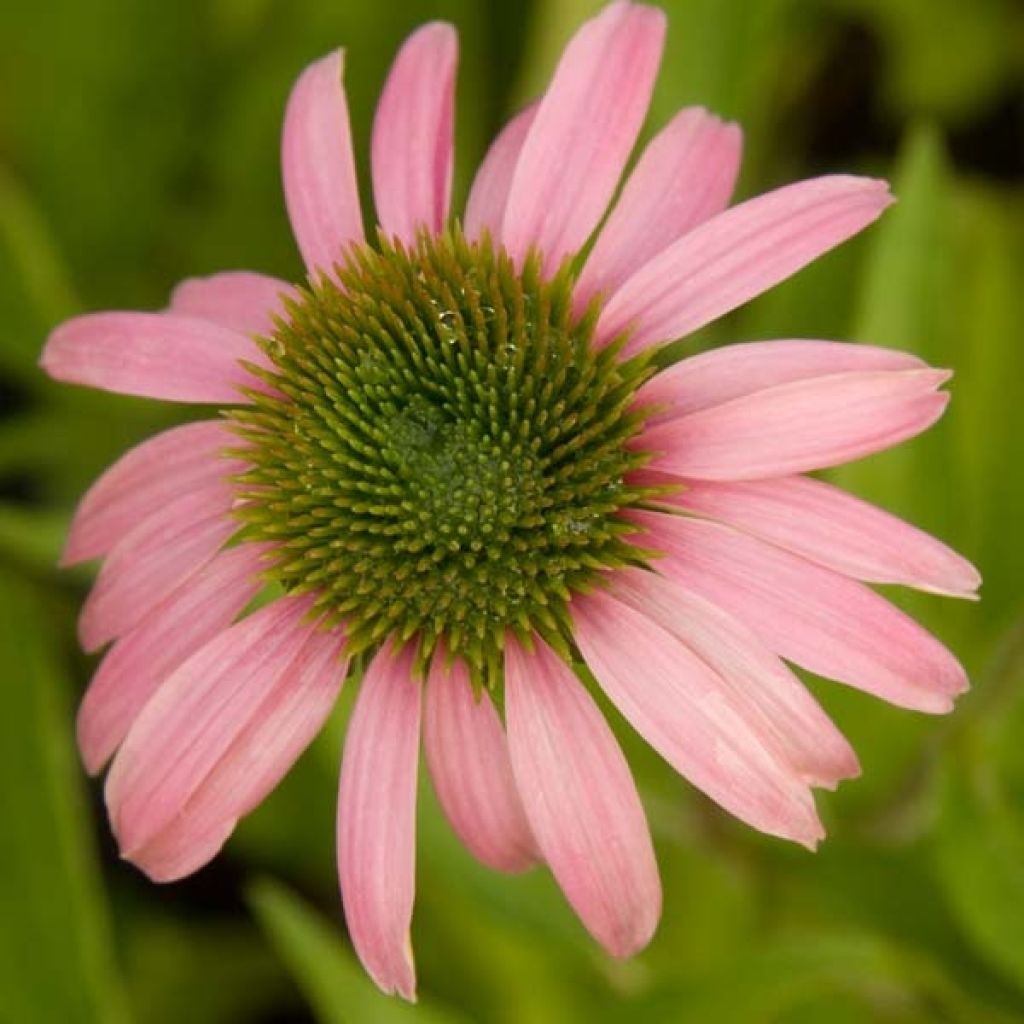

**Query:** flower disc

left=231, top=229, right=655, bottom=687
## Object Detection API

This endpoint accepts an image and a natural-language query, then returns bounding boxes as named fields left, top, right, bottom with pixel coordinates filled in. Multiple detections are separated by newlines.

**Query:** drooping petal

left=169, top=272, right=298, bottom=335
left=634, top=511, right=968, bottom=712
left=602, top=568, right=858, bottom=788
left=463, top=103, right=538, bottom=243
left=596, top=175, right=893, bottom=353
left=337, top=643, right=421, bottom=1001
left=128, top=818, right=236, bottom=886
left=573, top=585, right=826, bottom=846
left=40, top=312, right=272, bottom=403
left=505, top=636, right=661, bottom=957
left=372, top=23, right=457, bottom=245
left=641, top=368, right=950, bottom=480
left=131, top=624, right=348, bottom=882
left=282, top=50, right=364, bottom=276
left=501, top=2, right=666, bottom=276
left=78, top=481, right=237, bottom=652
left=424, top=654, right=538, bottom=873
left=77, top=542, right=271, bottom=774
left=574, top=107, right=742, bottom=312
left=105, top=595, right=317, bottom=856
left=667, top=476, right=980, bottom=598
left=62, top=420, right=241, bottom=566
left=636, top=339, right=924, bottom=424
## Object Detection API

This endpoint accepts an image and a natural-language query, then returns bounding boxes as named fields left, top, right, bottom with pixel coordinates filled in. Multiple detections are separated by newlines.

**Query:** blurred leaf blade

left=933, top=622, right=1024, bottom=993
left=248, top=876, right=465, bottom=1024
left=0, top=570, right=129, bottom=1024
left=670, top=929, right=1018, bottom=1023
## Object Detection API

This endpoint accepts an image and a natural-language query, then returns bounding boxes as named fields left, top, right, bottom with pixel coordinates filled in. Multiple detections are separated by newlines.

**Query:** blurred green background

left=1, top=0, right=1022, bottom=1021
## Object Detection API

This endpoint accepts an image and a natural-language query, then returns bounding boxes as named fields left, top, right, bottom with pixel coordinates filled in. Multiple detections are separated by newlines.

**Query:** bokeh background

left=1, top=0, right=1022, bottom=1021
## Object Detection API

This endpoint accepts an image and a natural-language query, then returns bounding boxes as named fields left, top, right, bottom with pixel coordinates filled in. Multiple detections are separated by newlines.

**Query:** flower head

left=41, top=1, right=978, bottom=1001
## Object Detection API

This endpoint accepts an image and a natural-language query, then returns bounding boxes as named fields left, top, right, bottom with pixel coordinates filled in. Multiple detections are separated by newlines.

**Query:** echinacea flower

left=40, top=1, right=979, bottom=1001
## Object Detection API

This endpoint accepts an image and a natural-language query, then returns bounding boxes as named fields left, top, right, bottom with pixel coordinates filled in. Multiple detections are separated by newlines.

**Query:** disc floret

left=231, top=228, right=655, bottom=689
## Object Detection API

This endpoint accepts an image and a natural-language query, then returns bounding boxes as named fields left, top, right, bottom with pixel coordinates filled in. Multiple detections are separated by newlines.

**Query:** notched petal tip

left=369, top=936, right=417, bottom=1002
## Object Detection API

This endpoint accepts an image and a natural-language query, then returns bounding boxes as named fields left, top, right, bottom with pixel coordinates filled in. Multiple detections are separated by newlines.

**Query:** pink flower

left=40, top=1, right=978, bottom=1001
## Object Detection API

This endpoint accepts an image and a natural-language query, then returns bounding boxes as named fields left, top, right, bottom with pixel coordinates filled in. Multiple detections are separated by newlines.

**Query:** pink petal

left=637, top=339, right=924, bottom=424
left=574, top=107, right=742, bottom=312
left=78, top=481, right=237, bottom=652
left=505, top=636, right=661, bottom=957
left=105, top=595, right=317, bottom=856
left=282, top=50, right=364, bottom=277
left=40, top=312, right=271, bottom=404
left=603, top=568, right=858, bottom=789
left=372, top=23, right=457, bottom=245
left=597, top=175, right=893, bottom=354
left=128, top=818, right=236, bottom=885
left=169, top=272, right=298, bottom=335
left=641, top=368, right=950, bottom=480
left=77, top=542, right=271, bottom=775
left=501, top=2, right=666, bottom=276
left=669, top=476, right=980, bottom=598
left=62, top=420, right=241, bottom=566
left=634, top=511, right=968, bottom=712
left=463, top=103, right=538, bottom=244
left=424, top=654, right=538, bottom=873
left=337, top=643, right=421, bottom=1001
left=131, top=624, right=348, bottom=882
left=573, top=585, right=826, bottom=846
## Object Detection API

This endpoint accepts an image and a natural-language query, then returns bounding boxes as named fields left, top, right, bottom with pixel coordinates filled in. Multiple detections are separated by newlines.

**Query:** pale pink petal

left=633, top=511, right=968, bottom=712
left=77, top=542, right=271, bottom=774
left=604, top=568, right=858, bottom=789
left=40, top=312, right=273, bottom=403
left=636, top=339, right=924, bottom=424
left=372, top=23, right=457, bottom=245
left=105, top=594, right=317, bottom=856
left=131, top=624, right=348, bottom=882
left=573, top=586, right=825, bottom=846
left=337, top=643, right=421, bottom=1001
left=424, top=655, right=538, bottom=873
left=501, top=2, right=666, bottom=276
left=505, top=636, right=661, bottom=957
left=597, top=176, right=893, bottom=353
left=282, top=50, right=364, bottom=276
left=62, top=421, right=241, bottom=566
left=575, top=107, right=742, bottom=312
left=169, top=272, right=298, bottom=335
left=78, top=481, right=237, bottom=652
left=128, top=818, right=236, bottom=885
left=641, top=369, right=950, bottom=480
left=463, top=103, right=538, bottom=243
left=668, top=476, right=980, bottom=598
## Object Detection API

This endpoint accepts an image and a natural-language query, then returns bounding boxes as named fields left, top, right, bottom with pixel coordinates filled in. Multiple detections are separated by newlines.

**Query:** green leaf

left=510, top=0, right=602, bottom=105
left=0, top=570, right=129, bottom=1024
left=247, top=876, right=466, bottom=1024
left=666, top=930, right=1017, bottom=1024
left=0, top=166, right=80, bottom=376
left=831, top=121, right=966, bottom=631
left=949, top=188, right=1024, bottom=638
left=838, top=120, right=957, bottom=535
left=0, top=501, right=71, bottom=573
left=853, top=122, right=953, bottom=364
left=933, top=623, right=1024, bottom=992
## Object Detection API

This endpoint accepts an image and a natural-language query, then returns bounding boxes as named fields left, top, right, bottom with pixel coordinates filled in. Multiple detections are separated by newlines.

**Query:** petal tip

left=368, top=940, right=417, bottom=1002
left=75, top=712, right=107, bottom=777
left=603, top=905, right=661, bottom=959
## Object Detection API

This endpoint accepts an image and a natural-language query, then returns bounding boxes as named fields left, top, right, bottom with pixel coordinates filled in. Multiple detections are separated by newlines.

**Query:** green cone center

left=230, top=228, right=654, bottom=688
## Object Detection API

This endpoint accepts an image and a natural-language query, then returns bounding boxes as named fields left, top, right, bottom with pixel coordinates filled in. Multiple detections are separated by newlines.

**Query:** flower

left=40, top=0, right=979, bottom=1002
